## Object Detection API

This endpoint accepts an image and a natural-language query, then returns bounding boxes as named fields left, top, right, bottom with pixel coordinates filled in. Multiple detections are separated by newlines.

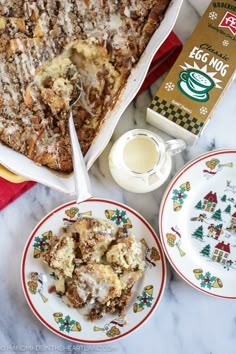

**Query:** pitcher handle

left=165, top=139, right=186, bottom=156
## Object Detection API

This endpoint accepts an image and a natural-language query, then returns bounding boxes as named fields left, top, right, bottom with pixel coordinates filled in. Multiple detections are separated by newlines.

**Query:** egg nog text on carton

left=146, top=0, right=236, bottom=145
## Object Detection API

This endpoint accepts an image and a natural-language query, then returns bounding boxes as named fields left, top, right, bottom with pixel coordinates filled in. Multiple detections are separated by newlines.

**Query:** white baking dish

left=0, top=0, right=183, bottom=194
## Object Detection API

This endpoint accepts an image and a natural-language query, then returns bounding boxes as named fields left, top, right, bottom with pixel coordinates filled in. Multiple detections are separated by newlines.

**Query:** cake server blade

left=68, top=111, right=93, bottom=203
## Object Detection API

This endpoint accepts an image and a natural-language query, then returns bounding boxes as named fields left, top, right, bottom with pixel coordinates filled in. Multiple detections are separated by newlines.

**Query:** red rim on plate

left=21, top=198, right=166, bottom=343
left=160, top=150, right=236, bottom=299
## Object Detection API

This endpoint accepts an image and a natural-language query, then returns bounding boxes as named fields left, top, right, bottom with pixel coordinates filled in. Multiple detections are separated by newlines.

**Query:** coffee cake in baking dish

left=0, top=0, right=170, bottom=172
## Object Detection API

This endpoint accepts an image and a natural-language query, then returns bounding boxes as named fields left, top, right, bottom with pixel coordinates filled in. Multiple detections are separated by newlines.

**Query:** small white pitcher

left=108, top=129, right=186, bottom=193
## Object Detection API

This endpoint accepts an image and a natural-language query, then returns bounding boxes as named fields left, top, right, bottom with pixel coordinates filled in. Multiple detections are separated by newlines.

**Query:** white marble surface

left=1, top=0, right=236, bottom=353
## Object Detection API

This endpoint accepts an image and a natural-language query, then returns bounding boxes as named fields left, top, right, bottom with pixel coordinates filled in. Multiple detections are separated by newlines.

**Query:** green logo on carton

left=178, top=69, right=215, bottom=102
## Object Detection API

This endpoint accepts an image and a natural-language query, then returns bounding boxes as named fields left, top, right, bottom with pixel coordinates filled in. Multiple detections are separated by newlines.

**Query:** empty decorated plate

left=21, top=198, right=166, bottom=343
left=160, top=149, right=236, bottom=298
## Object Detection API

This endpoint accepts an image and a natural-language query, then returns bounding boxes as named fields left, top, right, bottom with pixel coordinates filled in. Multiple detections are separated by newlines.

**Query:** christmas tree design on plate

left=200, top=244, right=211, bottom=257
left=224, top=204, right=231, bottom=214
left=212, top=209, right=222, bottom=221
left=190, top=181, right=236, bottom=271
left=221, top=194, right=227, bottom=202
left=195, top=200, right=202, bottom=210
left=192, top=225, right=204, bottom=241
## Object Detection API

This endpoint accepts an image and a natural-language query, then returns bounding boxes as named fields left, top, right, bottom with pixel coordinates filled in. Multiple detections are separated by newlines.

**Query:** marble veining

left=1, top=0, right=236, bottom=353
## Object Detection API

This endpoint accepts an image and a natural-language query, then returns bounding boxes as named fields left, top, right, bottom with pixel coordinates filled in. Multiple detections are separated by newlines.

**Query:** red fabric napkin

left=138, top=31, right=182, bottom=94
left=0, top=179, right=36, bottom=210
left=0, top=31, right=182, bottom=211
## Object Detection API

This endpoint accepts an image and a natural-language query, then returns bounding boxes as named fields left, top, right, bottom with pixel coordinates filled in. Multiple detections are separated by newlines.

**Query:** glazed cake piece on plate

left=65, top=264, right=122, bottom=308
left=41, top=216, right=118, bottom=275
left=41, top=215, right=145, bottom=321
left=106, top=234, right=145, bottom=272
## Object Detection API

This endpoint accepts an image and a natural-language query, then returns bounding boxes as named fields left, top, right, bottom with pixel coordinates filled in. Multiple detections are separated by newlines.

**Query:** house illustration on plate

left=202, top=191, right=218, bottom=212
left=227, top=211, right=236, bottom=233
left=212, top=241, right=230, bottom=264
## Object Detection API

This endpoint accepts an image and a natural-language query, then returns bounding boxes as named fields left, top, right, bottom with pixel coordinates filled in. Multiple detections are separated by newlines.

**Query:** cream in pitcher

left=108, top=129, right=186, bottom=193
left=147, top=0, right=236, bottom=145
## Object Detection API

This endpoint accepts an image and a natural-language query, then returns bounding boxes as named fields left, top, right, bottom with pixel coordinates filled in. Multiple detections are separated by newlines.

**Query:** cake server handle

left=68, top=111, right=93, bottom=203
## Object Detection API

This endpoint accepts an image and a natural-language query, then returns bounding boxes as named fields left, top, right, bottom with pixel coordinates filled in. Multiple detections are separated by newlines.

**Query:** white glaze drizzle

left=15, top=39, right=35, bottom=81
left=1, top=0, right=145, bottom=147
left=0, top=62, right=18, bottom=104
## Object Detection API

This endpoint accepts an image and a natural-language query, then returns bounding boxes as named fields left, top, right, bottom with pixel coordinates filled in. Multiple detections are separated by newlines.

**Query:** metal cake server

left=68, top=80, right=93, bottom=203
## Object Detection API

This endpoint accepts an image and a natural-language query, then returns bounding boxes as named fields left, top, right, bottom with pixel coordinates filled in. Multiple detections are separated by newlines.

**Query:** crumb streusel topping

left=0, top=0, right=170, bottom=172
left=41, top=216, right=145, bottom=321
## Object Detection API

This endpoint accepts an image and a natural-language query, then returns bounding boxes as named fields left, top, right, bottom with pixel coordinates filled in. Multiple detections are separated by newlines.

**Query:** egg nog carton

left=146, top=0, right=236, bottom=145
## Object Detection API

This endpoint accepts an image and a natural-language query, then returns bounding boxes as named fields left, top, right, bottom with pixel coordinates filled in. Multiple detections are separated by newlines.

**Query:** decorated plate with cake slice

left=21, top=198, right=166, bottom=343
left=160, top=149, right=236, bottom=298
